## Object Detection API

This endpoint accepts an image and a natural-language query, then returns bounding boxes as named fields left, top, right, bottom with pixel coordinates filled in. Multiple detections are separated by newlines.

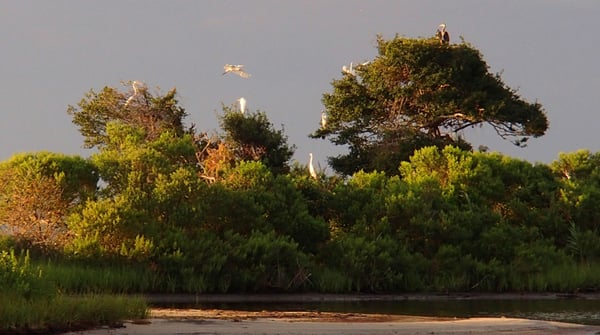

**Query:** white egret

left=320, top=111, right=327, bottom=129
left=124, top=80, right=147, bottom=107
left=436, top=23, right=450, bottom=44
left=342, top=62, right=355, bottom=76
left=308, top=153, right=317, bottom=179
left=355, top=61, right=370, bottom=70
left=223, top=64, right=251, bottom=78
left=238, top=97, right=247, bottom=114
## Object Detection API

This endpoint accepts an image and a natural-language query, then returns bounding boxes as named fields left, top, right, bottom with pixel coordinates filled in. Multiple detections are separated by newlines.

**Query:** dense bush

left=3, top=86, right=600, bottom=293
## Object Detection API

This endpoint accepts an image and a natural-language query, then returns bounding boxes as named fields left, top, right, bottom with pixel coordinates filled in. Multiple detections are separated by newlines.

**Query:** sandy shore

left=61, top=308, right=600, bottom=335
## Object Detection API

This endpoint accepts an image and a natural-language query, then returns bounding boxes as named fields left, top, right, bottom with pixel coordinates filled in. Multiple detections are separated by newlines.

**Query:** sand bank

left=61, top=308, right=600, bottom=335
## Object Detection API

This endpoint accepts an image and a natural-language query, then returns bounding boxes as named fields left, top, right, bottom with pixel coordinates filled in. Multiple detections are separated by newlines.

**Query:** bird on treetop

left=436, top=23, right=450, bottom=44
left=308, top=153, right=317, bottom=179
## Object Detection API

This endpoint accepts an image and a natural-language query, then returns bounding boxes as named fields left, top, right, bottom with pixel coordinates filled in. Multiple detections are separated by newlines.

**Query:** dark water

left=150, top=295, right=600, bottom=326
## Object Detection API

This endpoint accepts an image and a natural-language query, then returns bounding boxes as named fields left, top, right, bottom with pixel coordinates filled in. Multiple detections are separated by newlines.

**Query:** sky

left=1, top=1, right=599, bottom=171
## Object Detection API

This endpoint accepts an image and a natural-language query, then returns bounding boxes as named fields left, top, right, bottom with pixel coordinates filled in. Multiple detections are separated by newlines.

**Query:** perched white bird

left=124, top=80, right=147, bottom=107
left=342, top=62, right=355, bottom=76
left=223, top=64, right=251, bottom=78
left=355, top=61, right=370, bottom=69
left=308, top=153, right=317, bottom=179
left=320, top=111, right=327, bottom=129
left=238, top=97, right=247, bottom=114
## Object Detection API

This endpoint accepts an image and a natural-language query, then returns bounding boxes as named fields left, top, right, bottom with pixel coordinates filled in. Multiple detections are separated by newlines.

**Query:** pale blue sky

left=1, top=1, right=599, bottom=170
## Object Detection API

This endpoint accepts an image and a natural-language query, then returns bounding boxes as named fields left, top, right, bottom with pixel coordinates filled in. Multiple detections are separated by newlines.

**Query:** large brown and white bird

left=436, top=23, right=450, bottom=44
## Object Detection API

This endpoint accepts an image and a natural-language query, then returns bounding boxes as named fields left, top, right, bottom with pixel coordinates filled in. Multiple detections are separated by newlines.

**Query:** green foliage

left=65, top=125, right=205, bottom=257
left=510, top=241, right=570, bottom=291
left=0, top=293, right=147, bottom=332
left=567, top=222, right=600, bottom=263
left=315, top=36, right=548, bottom=176
left=4, top=74, right=600, bottom=296
left=0, top=152, right=98, bottom=200
left=0, top=152, right=98, bottom=252
left=553, top=150, right=600, bottom=233
left=0, top=249, right=53, bottom=300
left=330, top=170, right=390, bottom=233
left=219, top=107, right=295, bottom=174
left=429, top=244, right=478, bottom=291
left=153, top=229, right=229, bottom=293
left=67, top=84, right=189, bottom=149
left=287, top=164, right=341, bottom=221
left=92, top=125, right=198, bottom=196
left=219, top=161, right=329, bottom=252
left=39, top=260, right=157, bottom=294
left=321, top=233, right=421, bottom=292
left=225, top=230, right=310, bottom=292
left=541, top=261, right=600, bottom=292
left=66, top=195, right=153, bottom=257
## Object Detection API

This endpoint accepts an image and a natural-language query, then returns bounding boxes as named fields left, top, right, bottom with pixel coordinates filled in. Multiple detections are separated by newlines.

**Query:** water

left=302, top=299, right=600, bottom=326
left=149, top=294, right=600, bottom=326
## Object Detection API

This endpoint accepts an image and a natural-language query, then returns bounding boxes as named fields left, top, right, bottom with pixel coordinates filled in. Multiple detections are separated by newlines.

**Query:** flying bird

left=308, top=153, right=317, bottom=179
left=436, top=23, right=450, bottom=44
left=320, top=111, right=327, bottom=129
left=124, top=80, right=147, bottom=107
left=342, top=62, right=355, bottom=76
left=223, top=64, right=251, bottom=78
left=238, top=97, right=247, bottom=114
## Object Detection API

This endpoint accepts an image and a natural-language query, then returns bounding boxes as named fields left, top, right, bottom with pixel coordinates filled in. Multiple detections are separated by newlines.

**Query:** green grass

left=0, top=249, right=149, bottom=333
left=491, top=261, right=600, bottom=293
left=39, top=260, right=161, bottom=294
left=538, top=261, right=600, bottom=292
left=0, top=293, right=148, bottom=333
left=312, top=268, right=354, bottom=293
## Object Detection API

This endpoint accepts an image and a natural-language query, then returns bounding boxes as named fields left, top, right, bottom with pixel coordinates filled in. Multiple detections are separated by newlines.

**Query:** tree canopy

left=219, top=106, right=295, bottom=175
left=9, top=36, right=600, bottom=295
left=313, top=35, right=549, bottom=176
left=4, top=71, right=600, bottom=294
left=67, top=82, right=189, bottom=149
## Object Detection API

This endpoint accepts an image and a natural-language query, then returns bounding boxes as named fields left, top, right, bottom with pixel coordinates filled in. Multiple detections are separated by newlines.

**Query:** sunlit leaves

left=219, top=107, right=295, bottom=175
left=316, top=36, right=548, bottom=176
left=0, top=153, right=97, bottom=252
left=67, top=85, right=189, bottom=149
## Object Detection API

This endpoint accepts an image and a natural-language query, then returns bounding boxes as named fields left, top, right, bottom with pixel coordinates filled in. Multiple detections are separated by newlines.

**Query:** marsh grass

left=500, top=261, right=600, bottom=292
left=0, top=249, right=148, bottom=333
left=312, top=268, right=354, bottom=293
left=39, top=260, right=160, bottom=294
left=0, top=293, right=148, bottom=333
left=539, top=261, right=600, bottom=292
left=38, top=261, right=217, bottom=294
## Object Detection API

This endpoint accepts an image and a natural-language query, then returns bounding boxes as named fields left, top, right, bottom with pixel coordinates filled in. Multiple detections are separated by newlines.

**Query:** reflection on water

left=153, top=297, right=600, bottom=326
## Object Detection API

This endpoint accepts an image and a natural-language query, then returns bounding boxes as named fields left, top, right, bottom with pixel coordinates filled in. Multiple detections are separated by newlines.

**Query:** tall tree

left=313, top=35, right=549, bottom=176
left=67, top=82, right=189, bottom=149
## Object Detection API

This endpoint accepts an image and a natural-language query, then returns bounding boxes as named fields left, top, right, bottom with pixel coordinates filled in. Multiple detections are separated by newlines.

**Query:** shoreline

left=145, top=291, right=600, bottom=304
left=62, top=311, right=600, bottom=335
left=58, top=293, right=600, bottom=335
